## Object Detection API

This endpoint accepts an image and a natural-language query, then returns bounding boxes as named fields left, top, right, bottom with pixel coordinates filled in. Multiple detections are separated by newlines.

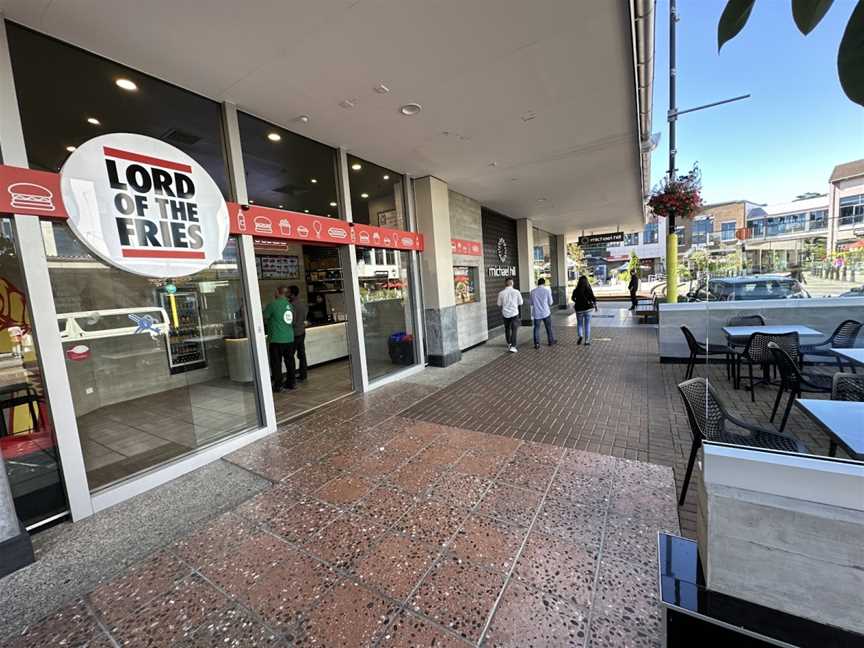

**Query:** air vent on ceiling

left=162, top=129, right=202, bottom=146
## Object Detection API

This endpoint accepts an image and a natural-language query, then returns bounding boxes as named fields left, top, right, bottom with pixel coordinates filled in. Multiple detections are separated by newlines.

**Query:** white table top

left=832, top=348, right=864, bottom=365
left=722, top=325, right=824, bottom=338
left=795, top=399, right=864, bottom=459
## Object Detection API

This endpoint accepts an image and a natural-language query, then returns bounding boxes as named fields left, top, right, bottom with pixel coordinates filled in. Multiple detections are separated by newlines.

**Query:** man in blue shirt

left=529, top=278, right=556, bottom=349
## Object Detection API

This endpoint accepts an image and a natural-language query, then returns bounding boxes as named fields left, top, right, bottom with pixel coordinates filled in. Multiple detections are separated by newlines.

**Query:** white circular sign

left=60, top=133, right=229, bottom=278
left=283, top=309, right=293, bottom=325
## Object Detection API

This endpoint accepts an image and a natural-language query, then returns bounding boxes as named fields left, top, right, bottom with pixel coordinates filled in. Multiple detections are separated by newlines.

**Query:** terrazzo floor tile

left=266, top=498, right=342, bottom=543
left=448, top=514, right=527, bottom=573
left=185, top=606, right=288, bottom=647
left=484, top=580, right=589, bottom=648
left=412, top=443, right=467, bottom=467
left=608, top=485, right=680, bottom=528
left=303, top=513, right=386, bottom=567
left=279, top=460, right=344, bottom=494
left=377, top=610, right=469, bottom=647
left=398, top=499, right=468, bottom=547
left=409, top=556, right=506, bottom=644
left=224, top=443, right=307, bottom=482
left=513, top=531, right=598, bottom=609
left=3, top=599, right=99, bottom=648
left=314, top=474, right=376, bottom=507
left=512, top=441, right=565, bottom=465
left=496, top=459, right=557, bottom=492
left=243, top=550, right=337, bottom=633
left=235, top=483, right=301, bottom=524
left=294, top=579, right=396, bottom=647
left=426, top=472, right=492, bottom=509
left=172, top=512, right=255, bottom=570
left=593, top=556, right=661, bottom=623
left=603, top=513, right=679, bottom=570
left=88, top=551, right=191, bottom=626
left=533, top=495, right=606, bottom=546
left=352, top=448, right=410, bottom=480
left=547, top=470, right=613, bottom=506
left=353, top=532, right=441, bottom=601
left=352, top=483, right=418, bottom=525
left=559, top=450, right=619, bottom=477
left=586, top=609, right=663, bottom=648
left=476, top=483, right=542, bottom=527
left=451, top=450, right=510, bottom=479
left=387, top=461, right=446, bottom=495
left=110, top=574, right=227, bottom=647
left=199, top=531, right=286, bottom=598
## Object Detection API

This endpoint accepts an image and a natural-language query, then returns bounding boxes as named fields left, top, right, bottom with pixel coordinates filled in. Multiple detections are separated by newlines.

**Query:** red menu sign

left=451, top=238, right=482, bottom=256
left=0, top=164, right=425, bottom=252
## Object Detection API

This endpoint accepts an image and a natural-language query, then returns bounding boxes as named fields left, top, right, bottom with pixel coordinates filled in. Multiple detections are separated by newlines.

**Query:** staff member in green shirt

left=263, top=285, right=295, bottom=392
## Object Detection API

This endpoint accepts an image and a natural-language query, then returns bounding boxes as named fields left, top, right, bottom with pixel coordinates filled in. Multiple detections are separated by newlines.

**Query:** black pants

left=293, top=333, right=307, bottom=380
left=630, top=290, right=638, bottom=309
left=269, top=342, right=296, bottom=390
left=504, top=315, right=520, bottom=347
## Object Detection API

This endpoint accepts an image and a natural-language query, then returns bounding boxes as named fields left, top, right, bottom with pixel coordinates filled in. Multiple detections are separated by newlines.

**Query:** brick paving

left=4, top=323, right=835, bottom=647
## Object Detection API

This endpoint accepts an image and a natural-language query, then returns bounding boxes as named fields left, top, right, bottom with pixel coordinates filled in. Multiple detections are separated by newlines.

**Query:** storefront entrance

left=255, top=240, right=354, bottom=421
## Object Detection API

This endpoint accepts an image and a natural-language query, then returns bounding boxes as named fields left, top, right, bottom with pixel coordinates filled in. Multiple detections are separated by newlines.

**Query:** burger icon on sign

left=8, top=182, right=55, bottom=212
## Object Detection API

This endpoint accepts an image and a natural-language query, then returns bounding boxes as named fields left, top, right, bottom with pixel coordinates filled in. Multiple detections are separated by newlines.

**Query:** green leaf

left=792, top=0, right=834, bottom=35
left=838, top=0, right=864, bottom=107
left=718, top=0, right=757, bottom=51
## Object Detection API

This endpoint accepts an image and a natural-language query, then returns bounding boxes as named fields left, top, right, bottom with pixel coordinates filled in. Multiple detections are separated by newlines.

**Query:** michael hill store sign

left=0, top=133, right=423, bottom=279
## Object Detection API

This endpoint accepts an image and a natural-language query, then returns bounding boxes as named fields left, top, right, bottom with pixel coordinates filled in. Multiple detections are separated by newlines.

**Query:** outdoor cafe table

left=794, top=399, right=864, bottom=460
left=721, top=325, right=825, bottom=340
left=832, top=348, right=864, bottom=367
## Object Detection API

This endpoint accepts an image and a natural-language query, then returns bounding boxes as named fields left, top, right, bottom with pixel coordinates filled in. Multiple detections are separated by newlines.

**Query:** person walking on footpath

left=288, top=285, right=308, bottom=382
left=263, top=285, right=296, bottom=392
left=497, top=277, right=523, bottom=353
left=529, top=277, right=556, bottom=349
left=571, top=275, right=598, bottom=346
left=628, top=269, right=639, bottom=310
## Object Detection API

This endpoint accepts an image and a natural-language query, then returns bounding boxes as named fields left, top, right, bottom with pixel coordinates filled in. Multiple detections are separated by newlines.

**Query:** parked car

left=839, top=286, right=864, bottom=297
left=686, top=275, right=810, bottom=302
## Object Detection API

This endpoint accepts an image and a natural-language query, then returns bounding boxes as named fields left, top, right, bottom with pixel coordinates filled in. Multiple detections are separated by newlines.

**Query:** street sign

left=578, top=232, right=624, bottom=246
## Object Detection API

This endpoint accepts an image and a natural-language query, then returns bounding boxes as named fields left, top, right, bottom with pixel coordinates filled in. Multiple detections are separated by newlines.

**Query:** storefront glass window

left=237, top=112, right=339, bottom=217
left=0, top=219, right=67, bottom=527
left=533, top=227, right=552, bottom=285
left=43, top=222, right=260, bottom=490
left=346, top=155, right=405, bottom=227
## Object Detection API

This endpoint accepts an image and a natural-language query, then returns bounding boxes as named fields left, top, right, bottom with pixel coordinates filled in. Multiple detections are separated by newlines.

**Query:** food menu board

left=453, top=266, right=480, bottom=304
left=256, top=255, right=299, bottom=280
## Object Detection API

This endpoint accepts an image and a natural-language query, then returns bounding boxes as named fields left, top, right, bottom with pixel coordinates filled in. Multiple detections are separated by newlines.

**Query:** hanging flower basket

left=648, top=164, right=703, bottom=221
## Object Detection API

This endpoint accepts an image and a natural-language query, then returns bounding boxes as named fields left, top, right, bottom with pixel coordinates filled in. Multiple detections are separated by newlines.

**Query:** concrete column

left=516, top=219, right=534, bottom=322
left=414, top=177, right=461, bottom=367
left=552, top=235, right=568, bottom=308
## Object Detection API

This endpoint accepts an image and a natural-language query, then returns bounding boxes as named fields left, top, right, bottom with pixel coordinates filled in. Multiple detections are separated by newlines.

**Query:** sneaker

left=577, top=337, right=583, bottom=345
left=509, top=346, right=518, bottom=353
left=534, top=344, right=540, bottom=350
left=585, top=340, right=591, bottom=346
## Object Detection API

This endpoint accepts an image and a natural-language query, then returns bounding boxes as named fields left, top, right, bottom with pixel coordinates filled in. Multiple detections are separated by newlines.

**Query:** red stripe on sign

left=103, top=147, right=193, bottom=173
left=121, top=248, right=206, bottom=259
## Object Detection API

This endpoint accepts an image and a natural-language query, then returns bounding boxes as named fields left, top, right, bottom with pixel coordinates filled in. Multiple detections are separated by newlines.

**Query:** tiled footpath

left=1, top=372, right=678, bottom=647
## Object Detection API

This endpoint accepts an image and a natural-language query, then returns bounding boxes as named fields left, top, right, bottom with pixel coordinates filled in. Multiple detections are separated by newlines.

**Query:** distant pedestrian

left=263, top=285, right=295, bottom=392
left=497, top=277, right=523, bottom=353
left=571, top=275, right=598, bottom=346
left=628, top=269, right=639, bottom=310
left=529, top=278, right=556, bottom=349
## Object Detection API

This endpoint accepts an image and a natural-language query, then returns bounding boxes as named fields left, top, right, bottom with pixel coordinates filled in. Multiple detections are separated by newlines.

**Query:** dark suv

left=687, top=275, right=810, bottom=302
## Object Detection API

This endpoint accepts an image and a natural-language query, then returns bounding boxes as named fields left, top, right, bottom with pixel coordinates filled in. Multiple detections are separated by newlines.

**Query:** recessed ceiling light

left=249, top=199, right=254, bottom=203
left=278, top=204, right=284, bottom=209
left=400, top=103, right=422, bottom=116
left=361, top=193, right=369, bottom=199
left=374, top=83, right=391, bottom=94
left=86, top=117, right=100, bottom=126
left=267, top=132, right=281, bottom=142
left=383, top=174, right=390, bottom=180
left=339, top=99, right=356, bottom=109
left=329, top=201, right=338, bottom=207
left=310, top=178, right=318, bottom=184
left=304, top=209, right=310, bottom=213
left=488, top=161, right=497, bottom=167
left=351, top=163, right=362, bottom=171
left=65, top=145, right=76, bottom=152
left=537, top=197, right=547, bottom=202
left=115, top=78, right=137, bottom=91
left=296, top=114, right=311, bottom=124
left=521, top=110, right=537, bottom=122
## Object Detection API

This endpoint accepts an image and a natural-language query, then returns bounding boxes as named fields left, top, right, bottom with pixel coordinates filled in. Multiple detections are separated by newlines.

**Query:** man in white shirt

left=497, top=277, right=523, bottom=353
left=529, top=277, right=556, bottom=349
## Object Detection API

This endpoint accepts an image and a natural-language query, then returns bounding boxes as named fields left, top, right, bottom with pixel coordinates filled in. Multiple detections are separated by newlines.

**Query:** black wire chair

left=726, top=314, right=767, bottom=350
left=768, top=342, right=834, bottom=433
left=680, top=326, right=733, bottom=381
left=736, top=332, right=799, bottom=401
left=832, top=373, right=864, bottom=402
left=676, top=377, right=807, bottom=505
left=799, top=320, right=862, bottom=373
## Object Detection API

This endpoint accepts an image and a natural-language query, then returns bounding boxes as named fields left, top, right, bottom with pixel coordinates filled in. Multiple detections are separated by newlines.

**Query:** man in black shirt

left=628, top=270, right=639, bottom=310
left=288, top=285, right=309, bottom=381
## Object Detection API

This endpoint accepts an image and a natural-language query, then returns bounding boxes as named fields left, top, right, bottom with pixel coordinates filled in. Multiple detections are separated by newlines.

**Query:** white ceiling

left=1, top=0, right=645, bottom=236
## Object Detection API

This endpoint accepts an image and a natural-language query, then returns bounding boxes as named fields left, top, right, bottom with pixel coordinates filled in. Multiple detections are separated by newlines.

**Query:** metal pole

left=665, top=0, right=680, bottom=303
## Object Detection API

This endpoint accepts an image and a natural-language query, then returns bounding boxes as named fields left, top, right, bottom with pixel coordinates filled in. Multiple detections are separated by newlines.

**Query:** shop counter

left=225, top=337, right=254, bottom=383
left=305, top=322, right=349, bottom=366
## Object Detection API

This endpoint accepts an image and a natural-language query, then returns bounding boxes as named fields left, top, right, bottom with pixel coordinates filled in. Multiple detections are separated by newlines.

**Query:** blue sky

left=649, top=0, right=864, bottom=205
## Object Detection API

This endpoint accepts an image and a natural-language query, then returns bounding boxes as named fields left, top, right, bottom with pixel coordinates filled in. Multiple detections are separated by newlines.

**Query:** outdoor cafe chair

left=680, top=326, right=733, bottom=381
left=676, top=377, right=807, bottom=506
left=799, top=319, right=862, bottom=373
left=768, top=342, right=834, bottom=433
left=832, top=373, right=864, bottom=402
left=735, top=331, right=799, bottom=401
left=725, top=314, right=766, bottom=350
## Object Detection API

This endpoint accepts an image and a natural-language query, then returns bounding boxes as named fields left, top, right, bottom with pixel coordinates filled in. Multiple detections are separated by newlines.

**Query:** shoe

left=534, top=344, right=540, bottom=350
left=272, top=386, right=283, bottom=393
left=577, top=337, right=583, bottom=345
left=509, top=346, right=518, bottom=353
left=585, top=340, right=591, bottom=346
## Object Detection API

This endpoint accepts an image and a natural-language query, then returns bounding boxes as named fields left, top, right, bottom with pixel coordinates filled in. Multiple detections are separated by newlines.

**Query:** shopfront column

left=553, top=234, right=568, bottom=308
left=516, top=219, right=535, bottom=321
left=414, top=176, right=461, bottom=367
